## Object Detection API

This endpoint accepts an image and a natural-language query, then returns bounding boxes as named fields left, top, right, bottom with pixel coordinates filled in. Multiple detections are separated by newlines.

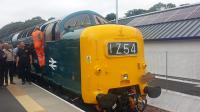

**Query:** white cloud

left=0, top=0, right=199, bottom=28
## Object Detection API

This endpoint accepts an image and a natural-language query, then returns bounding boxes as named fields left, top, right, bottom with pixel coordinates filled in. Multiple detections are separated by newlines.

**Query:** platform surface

left=148, top=89, right=200, bottom=112
left=1, top=77, right=84, bottom=112
left=0, top=87, right=26, bottom=112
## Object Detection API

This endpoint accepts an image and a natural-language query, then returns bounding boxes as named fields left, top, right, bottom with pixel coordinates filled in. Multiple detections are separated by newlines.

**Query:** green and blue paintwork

left=43, top=29, right=84, bottom=94
left=31, top=10, right=106, bottom=94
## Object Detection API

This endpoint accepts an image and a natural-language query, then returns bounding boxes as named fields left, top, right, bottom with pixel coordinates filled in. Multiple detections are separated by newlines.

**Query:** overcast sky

left=0, top=0, right=199, bottom=28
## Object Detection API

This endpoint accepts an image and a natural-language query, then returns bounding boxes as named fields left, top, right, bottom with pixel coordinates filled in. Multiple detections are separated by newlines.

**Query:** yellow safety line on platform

left=7, top=85, right=47, bottom=112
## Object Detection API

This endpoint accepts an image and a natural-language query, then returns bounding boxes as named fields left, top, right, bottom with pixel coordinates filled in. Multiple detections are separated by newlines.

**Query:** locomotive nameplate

left=107, top=42, right=137, bottom=56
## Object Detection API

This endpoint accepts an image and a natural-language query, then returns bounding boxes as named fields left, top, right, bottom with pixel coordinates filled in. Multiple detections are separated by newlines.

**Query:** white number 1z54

left=109, top=42, right=137, bottom=55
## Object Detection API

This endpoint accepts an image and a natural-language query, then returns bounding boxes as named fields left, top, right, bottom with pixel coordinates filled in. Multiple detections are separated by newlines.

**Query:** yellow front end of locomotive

left=80, top=24, right=147, bottom=104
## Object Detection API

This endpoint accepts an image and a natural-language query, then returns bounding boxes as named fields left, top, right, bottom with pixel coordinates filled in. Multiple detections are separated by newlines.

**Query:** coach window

left=45, top=23, right=55, bottom=41
left=26, top=30, right=30, bottom=37
left=83, top=15, right=91, bottom=26
left=55, top=22, right=61, bottom=40
left=21, top=31, right=27, bottom=38
left=27, top=28, right=34, bottom=37
left=77, top=14, right=91, bottom=27
left=25, top=29, right=30, bottom=37
left=18, top=32, right=24, bottom=39
left=64, top=17, right=76, bottom=29
left=51, top=22, right=58, bottom=41
left=41, top=25, right=48, bottom=32
left=64, top=14, right=91, bottom=30
left=93, top=15, right=108, bottom=25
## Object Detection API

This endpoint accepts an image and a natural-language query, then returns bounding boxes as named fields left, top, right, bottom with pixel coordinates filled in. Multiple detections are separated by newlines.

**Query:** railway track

left=32, top=76, right=168, bottom=112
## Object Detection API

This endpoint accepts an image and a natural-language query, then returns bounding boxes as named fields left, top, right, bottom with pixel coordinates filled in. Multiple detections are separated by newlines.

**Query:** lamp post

left=116, top=0, right=119, bottom=24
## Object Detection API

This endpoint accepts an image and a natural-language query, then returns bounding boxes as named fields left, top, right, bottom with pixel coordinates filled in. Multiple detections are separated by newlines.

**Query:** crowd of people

left=0, top=41, right=33, bottom=88
left=0, top=26, right=45, bottom=88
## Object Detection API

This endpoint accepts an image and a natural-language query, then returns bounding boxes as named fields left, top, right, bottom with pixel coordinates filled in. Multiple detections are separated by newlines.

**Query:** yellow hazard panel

left=80, top=24, right=147, bottom=104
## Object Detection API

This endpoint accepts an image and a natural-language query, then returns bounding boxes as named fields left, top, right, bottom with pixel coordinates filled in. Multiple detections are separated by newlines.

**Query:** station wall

left=144, top=39, right=200, bottom=80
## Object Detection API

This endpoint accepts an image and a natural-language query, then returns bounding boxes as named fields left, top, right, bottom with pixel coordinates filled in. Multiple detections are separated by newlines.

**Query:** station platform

left=147, top=89, right=200, bottom=112
left=147, top=76, right=200, bottom=112
left=0, top=78, right=84, bottom=112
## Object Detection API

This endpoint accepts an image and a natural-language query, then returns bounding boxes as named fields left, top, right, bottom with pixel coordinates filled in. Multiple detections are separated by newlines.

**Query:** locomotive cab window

left=93, top=15, right=108, bottom=25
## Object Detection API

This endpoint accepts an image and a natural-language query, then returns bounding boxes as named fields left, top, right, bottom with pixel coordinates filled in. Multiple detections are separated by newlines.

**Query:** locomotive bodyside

left=44, top=29, right=83, bottom=94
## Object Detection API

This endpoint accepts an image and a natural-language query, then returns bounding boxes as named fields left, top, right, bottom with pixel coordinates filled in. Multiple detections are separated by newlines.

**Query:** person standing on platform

left=16, top=42, right=33, bottom=85
left=3, top=43, right=16, bottom=85
left=0, top=41, right=6, bottom=87
left=13, top=45, right=19, bottom=56
left=13, top=44, right=20, bottom=78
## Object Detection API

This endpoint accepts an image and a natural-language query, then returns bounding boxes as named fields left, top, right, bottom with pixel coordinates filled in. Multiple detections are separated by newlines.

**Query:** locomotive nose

left=80, top=24, right=150, bottom=104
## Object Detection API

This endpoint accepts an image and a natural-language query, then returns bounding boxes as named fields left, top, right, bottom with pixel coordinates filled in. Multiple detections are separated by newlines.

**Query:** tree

left=125, top=9, right=148, bottom=17
left=149, top=2, right=166, bottom=12
left=105, top=13, right=116, bottom=21
left=149, top=2, right=176, bottom=12
left=166, top=3, right=176, bottom=8
left=0, top=17, right=46, bottom=39
left=48, top=17, right=55, bottom=21
left=32, top=16, right=42, bottom=20
left=125, top=2, right=176, bottom=17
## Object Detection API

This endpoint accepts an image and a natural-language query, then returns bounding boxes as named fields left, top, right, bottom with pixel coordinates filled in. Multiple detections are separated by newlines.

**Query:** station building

left=118, top=3, right=200, bottom=81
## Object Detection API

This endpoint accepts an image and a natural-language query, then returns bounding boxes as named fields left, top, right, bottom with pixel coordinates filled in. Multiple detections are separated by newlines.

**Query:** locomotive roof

left=5, top=10, right=108, bottom=42
left=61, top=10, right=104, bottom=20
